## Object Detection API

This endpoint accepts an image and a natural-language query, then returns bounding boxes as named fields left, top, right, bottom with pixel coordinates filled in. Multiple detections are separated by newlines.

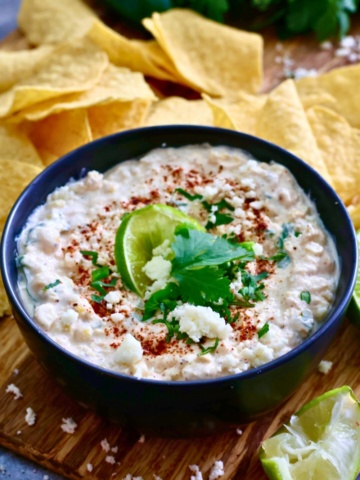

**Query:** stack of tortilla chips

left=0, top=0, right=359, bottom=315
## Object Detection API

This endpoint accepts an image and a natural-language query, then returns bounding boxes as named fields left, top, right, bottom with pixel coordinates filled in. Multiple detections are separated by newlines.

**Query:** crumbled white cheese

left=6, top=383, right=23, bottom=400
left=60, top=309, right=78, bottom=328
left=61, top=417, right=77, bottom=434
left=100, top=438, right=111, bottom=452
left=13, top=368, right=19, bottom=375
left=320, top=41, right=332, bottom=50
left=209, top=460, right=224, bottom=480
left=142, top=256, right=172, bottom=282
left=318, top=360, right=333, bottom=375
left=25, top=407, right=36, bottom=426
left=173, top=304, right=232, bottom=342
left=87, top=464, right=93, bottom=472
left=153, top=476, right=163, bottom=480
left=253, top=242, right=263, bottom=256
left=111, top=312, right=125, bottom=322
left=236, top=428, right=243, bottom=435
left=105, top=455, right=116, bottom=464
left=189, top=464, right=203, bottom=480
left=104, top=290, right=121, bottom=304
left=111, top=446, right=118, bottom=453
left=153, top=239, right=172, bottom=258
left=122, top=476, right=144, bottom=480
left=138, top=434, right=145, bottom=443
left=114, top=334, right=143, bottom=365
left=291, top=67, right=318, bottom=79
left=43, top=475, right=49, bottom=480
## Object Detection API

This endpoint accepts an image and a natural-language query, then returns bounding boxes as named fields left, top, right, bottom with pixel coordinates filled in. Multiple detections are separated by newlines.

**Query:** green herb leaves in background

left=104, top=0, right=359, bottom=41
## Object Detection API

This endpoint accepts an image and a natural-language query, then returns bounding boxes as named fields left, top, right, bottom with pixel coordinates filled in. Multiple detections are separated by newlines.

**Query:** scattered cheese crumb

left=105, top=455, right=116, bottom=465
left=114, top=333, right=143, bottom=365
left=13, top=368, right=19, bottom=375
left=143, top=256, right=172, bottom=282
left=87, top=464, right=93, bottom=472
left=189, top=464, right=203, bottom=480
left=25, top=407, right=36, bottom=426
left=153, top=476, right=163, bottom=480
left=0, top=465, right=6, bottom=474
left=111, top=446, right=118, bottom=453
left=318, top=360, right=333, bottom=375
left=236, top=428, right=243, bottom=435
left=138, top=434, right=145, bottom=443
left=209, top=460, right=224, bottom=480
left=43, top=476, right=49, bottom=480
left=61, top=417, right=77, bottom=434
left=6, top=383, right=23, bottom=400
left=104, top=290, right=121, bottom=304
left=16, top=430, right=22, bottom=435
left=122, top=475, right=144, bottom=480
left=173, top=304, right=232, bottom=342
left=100, top=438, right=111, bottom=452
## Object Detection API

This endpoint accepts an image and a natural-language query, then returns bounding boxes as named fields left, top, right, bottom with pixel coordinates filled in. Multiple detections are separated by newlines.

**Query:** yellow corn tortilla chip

left=142, top=9, right=263, bottom=96
left=256, top=79, right=332, bottom=185
left=0, top=46, right=53, bottom=92
left=0, top=40, right=108, bottom=118
left=10, top=64, right=157, bottom=122
left=0, top=159, right=43, bottom=316
left=296, top=64, right=360, bottom=129
left=0, top=123, right=43, bottom=166
left=18, top=0, right=96, bottom=45
left=27, top=109, right=92, bottom=166
left=202, top=92, right=266, bottom=134
left=145, top=97, right=213, bottom=126
left=347, top=204, right=360, bottom=230
left=87, top=20, right=180, bottom=82
left=307, top=105, right=360, bottom=205
left=88, top=100, right=151, bottom=140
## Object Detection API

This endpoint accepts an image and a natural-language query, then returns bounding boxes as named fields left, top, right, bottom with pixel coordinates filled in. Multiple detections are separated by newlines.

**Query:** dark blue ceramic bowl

left=1, top=126, right=357, bottom=437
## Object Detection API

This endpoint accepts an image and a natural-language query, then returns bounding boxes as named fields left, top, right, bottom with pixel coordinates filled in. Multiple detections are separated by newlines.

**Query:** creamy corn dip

left=17, top=145, right=339, bottom=381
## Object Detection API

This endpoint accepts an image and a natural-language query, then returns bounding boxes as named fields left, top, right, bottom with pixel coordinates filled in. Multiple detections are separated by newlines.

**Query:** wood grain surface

left=1, top=8, right=360, bottom=480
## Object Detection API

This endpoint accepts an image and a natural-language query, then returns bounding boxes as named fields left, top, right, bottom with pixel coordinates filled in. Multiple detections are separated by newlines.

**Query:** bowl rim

left=1, top=124, right=358, bottom=388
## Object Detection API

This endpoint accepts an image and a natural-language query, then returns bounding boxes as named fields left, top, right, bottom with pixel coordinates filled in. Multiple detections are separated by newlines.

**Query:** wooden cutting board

left=1, top=10, right=360, bottom=480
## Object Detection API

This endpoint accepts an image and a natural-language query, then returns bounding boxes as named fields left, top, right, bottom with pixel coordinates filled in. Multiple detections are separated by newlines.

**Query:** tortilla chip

left=11, top=64, right=157, bottom=122
left=145, top=97, right=213, bottom=126
left=0, top=159, right=43, bottom=316
left=18, top=0, right=96, bottom=45
left=27, top=109, right=92, bottom=166
left=347, top=204, right=360, bottom=230
left=203, top=92, right=266, bottom=134
left=307, top=105, right=360, bottom=205
left=0, top=123, right=43, bottom=166
left=296, top=64, right=360, bottom=129
left=88, top=100, right=151, bottom=140
left=0, top=40, right=108, bottom=118
left=87, top=20, right=180, bottom=82
left=0, top=46, right=53, bottom=92
left=255, top=79, right=333, bottom=185
left=142, top=9, right=263, bottom=96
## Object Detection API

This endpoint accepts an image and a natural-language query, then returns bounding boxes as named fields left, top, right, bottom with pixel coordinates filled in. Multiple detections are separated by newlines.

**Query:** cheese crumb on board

left=209, top=460, right=224, bottom=480
left=87, top=464, right=93, bottom=472
left=5, top=383, right=23, bottom=400
left=189, top=464, right=203, bottom=480
left=101, top=438, right=111, bottom=452
left=105, top=455, right=116, bottom=465
left=25, top=407, right=36, bottom=426
left=318, top=359, right=333, bottom=375
left=61, top=417, right=77, bottom=434
left=138, top=434, right=145, bottom=443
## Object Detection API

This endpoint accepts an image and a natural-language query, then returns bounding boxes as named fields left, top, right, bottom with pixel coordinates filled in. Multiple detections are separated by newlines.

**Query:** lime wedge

left=115, top=204, right=204, bottom=296
left=347, top=229, right=360, bottom=328
left=260, top=386, right=360, bottom=480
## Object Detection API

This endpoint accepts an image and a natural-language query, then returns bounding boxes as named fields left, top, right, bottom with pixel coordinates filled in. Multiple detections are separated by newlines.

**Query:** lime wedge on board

left=347, top=229, right=360, bottom=328
left=260, top=386, right=360, bottom=480
left=115, top=204, right=204, bottom=297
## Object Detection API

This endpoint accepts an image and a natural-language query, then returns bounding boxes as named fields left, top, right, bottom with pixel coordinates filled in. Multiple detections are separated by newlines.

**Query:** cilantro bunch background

left=103, top=0, right=359, bottom=41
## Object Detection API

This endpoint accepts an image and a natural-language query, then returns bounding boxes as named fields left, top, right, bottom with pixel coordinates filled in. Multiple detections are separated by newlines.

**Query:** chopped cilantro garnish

left=294, top=231, right=301, bottom=237
left=300, top=291, right=311, bottom=304
left=80, top=250, right=99, bottom=266
left=258, top=322, right=270, bottom=338
left=143, top=283, right=180, bottom=321
left=91, top=266, right=111, bottom=282
left=198, top=337, right=219, bottom=356
left=43, top=279, right=61, bottom=290
left=237, top=271, right=268, bottom=307
left=175, top=188, right=203, bottom=201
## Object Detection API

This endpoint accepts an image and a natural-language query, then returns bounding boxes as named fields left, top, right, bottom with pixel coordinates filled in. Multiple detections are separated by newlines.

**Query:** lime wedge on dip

left=260, top=386, right=360, bottom=480
left=347, top=229, right=360, bottom=329
left=115, top=204, right=204, bottom=296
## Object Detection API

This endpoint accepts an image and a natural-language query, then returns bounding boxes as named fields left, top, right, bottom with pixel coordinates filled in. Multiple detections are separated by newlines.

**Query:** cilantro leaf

left=143, top=283, right=180, bottom=321
left=205, top=212, right=234, bottom=230
left=173, top=266, right=231, bottom=305
left=300, top=291, right=311, bottom=304
left=258, top=322, right=270, bottom=338
left=175, top=188, right=202, bottom=201
left=43, top=279, right=61, bottom=290
left=198, top=337, right=220, bottom=356
left=171, top=228, right=254, bottom=271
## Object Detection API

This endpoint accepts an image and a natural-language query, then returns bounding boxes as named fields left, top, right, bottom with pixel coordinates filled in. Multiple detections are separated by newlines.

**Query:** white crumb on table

left=5, top=383, right=23, bottom=400
left=111, top=445, right=118, bottom=453
left=43, top=475, right=49, bottom=480
left=138, top=434, right=145, bottom=443
left=87, top=463, right=93, bottom=472
left=318, top=360, right=333, bottom=374
left=13, top=368, right=19, bottom=375
left=236, top=428, right=243, bottom=435
left=25, top=407, right=36, bottom=426
left=153, top=475, right=163, bottom=480
left=209, top=460, right=224, bottom=480
left=100, top=438, right=111, bottom=452
left=61, top=417, right=77, bottom=434
left=189, top=464, right=203, bottom=480
left=122, top=475, right=144, bottom=480
left=105, top=455, right=116, bottom=465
